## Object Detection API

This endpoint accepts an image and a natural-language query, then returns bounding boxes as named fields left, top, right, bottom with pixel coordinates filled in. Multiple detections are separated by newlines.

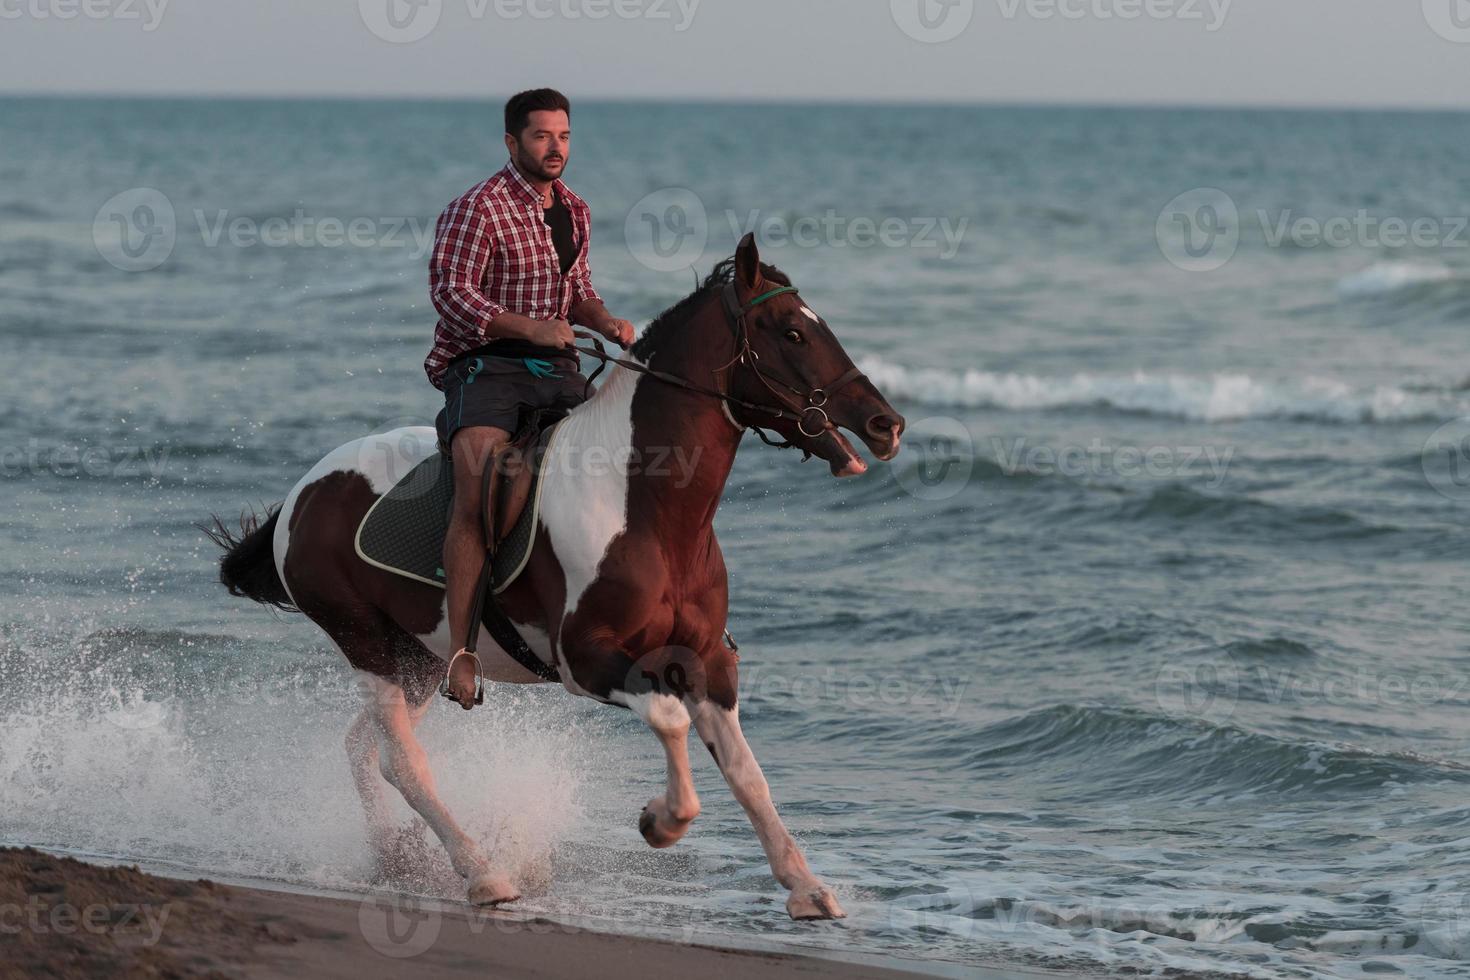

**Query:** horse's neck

left=559, top=314, right=743, bottom=527
left=635, top=308, right=745, bottom=509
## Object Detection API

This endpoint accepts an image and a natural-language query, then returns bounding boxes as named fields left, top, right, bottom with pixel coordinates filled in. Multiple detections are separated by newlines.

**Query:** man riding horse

left=427, top=88, right=636, bottom=708
left=208, top=89, right=905, bottom=918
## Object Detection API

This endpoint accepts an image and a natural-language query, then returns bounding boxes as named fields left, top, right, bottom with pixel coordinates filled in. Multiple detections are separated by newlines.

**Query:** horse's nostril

left=866, top=414, right=901, bottom=439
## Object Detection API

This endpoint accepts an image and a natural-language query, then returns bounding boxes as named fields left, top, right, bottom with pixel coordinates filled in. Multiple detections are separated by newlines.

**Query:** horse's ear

left=734, top=232, right=761, bottom=292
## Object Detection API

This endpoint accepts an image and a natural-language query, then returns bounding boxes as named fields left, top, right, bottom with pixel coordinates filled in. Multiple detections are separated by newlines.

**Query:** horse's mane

left=630, top=256, right=792, bottom=360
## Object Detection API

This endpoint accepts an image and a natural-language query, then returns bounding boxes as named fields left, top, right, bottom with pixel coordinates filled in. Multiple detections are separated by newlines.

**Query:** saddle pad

left=354, top=425, right=561, bottom=595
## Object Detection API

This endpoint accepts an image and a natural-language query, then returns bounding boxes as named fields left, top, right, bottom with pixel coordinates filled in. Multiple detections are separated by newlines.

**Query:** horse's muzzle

left=863, top=412, right=905, bottom=462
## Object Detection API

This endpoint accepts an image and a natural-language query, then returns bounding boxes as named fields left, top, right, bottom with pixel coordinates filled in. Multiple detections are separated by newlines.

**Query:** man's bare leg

left=443, top=425, right=511, bottom=708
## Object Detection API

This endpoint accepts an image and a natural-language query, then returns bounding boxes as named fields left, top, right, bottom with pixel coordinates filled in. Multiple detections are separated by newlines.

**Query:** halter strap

left=743, top=285, right=799, bottom=310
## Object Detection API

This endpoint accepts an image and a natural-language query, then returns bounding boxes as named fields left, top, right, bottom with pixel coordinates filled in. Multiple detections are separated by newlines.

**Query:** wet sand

left=0, top=847, right=1058, bottom=979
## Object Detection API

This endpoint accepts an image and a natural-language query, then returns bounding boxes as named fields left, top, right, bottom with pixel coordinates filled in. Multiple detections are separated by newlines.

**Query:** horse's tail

left=200, top=506, right=297, bottom=612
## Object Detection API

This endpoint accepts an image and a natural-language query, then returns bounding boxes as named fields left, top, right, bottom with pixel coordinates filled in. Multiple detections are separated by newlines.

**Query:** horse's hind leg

left=627, top=693, right=701, bottom=848
left=692, top=701, right=845, bottom=921
left=347, top=698, right=439, bottom=883
left=357, top=671, right=521, bottom=906
left=324, top=615, right=518, bottom=906
left=345, top=707, right=394, bottom=861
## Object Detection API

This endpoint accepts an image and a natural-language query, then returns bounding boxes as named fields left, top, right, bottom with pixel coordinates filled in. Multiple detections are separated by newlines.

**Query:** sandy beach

left=0, top=847, right=1053, bottom=980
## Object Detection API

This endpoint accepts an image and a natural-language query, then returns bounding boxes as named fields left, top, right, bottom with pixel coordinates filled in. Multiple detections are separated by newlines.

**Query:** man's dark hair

left=505, top=88, right=571, bottom=139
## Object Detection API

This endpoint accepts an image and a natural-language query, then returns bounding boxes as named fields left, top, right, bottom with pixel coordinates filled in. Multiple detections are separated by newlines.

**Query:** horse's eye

left=784, top=329, right=804, bottom=344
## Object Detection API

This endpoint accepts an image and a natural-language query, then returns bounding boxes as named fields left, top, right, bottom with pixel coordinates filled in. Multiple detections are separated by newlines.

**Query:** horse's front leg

left=692, top=701, right=846, bottom=920
left=626, top=692, right=701, bottom=847
left=562, top=637, right=704, bottom=846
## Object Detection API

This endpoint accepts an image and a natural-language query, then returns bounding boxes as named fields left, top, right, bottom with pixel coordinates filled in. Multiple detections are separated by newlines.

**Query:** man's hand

left=597, top=317, right=636, bottom=349
left=530, top=318, right=576, bottom=349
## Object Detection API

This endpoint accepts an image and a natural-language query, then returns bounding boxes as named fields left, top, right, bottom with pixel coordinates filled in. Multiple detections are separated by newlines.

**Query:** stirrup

left=440, top=648, right=484, bottom=706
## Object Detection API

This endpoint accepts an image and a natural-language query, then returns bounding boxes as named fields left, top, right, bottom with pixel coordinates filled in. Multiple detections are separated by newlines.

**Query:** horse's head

left=723, top=234, right=905, bottom=477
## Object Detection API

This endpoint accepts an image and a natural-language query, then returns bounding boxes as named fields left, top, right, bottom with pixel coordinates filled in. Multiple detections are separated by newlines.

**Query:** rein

left=572, top=281, right=867, bottom=453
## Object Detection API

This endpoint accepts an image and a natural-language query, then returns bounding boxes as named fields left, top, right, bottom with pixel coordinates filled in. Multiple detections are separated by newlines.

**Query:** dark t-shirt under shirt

left=543, top=186, right=578, bottom=276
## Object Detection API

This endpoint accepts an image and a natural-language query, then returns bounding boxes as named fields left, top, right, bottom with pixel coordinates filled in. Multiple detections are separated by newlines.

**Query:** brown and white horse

left=209, top=235, right=904, bottom=920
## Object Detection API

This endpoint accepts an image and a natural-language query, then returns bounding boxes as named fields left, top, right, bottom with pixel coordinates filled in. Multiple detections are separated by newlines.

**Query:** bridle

left=574, top=280, right=868, bottom=453
left=717, top=282, right=868, bottom=441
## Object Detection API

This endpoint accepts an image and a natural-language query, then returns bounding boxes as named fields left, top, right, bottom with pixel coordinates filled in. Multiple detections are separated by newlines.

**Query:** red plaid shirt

left=424, top=164, right=601, bottom=389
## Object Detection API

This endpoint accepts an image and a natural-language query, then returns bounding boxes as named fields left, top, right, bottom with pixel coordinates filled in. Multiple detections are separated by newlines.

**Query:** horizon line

left=3, top=90, right=1469, bottom=115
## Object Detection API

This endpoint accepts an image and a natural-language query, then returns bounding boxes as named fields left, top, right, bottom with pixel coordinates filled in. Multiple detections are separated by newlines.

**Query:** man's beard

left=515, top=144, right=566, bottom=184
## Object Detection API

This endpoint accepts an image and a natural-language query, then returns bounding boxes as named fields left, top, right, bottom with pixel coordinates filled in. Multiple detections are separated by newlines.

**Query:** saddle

left=354, top=414, right=563, bottom=596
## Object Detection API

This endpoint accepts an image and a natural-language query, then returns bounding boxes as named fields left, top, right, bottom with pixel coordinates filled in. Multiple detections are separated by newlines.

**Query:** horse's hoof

left=466, top=871, right=520, bottom=907
left=638, top=799, right=696, bottom=849
left=786, top=886, right=845, bottom=921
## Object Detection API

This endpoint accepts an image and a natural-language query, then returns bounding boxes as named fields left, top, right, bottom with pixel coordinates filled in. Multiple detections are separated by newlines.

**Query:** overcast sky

left=1, top=0, right=1468, bottom=109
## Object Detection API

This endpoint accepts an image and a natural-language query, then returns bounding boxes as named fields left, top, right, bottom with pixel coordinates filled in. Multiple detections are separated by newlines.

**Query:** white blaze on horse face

left=800, top=306, right=819, bottom=323
left=539, top=362, right=639, bottom=622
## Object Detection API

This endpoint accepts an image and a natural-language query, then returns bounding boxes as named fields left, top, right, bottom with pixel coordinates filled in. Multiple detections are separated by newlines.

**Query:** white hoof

left=786, top=885, right=845, bottom=921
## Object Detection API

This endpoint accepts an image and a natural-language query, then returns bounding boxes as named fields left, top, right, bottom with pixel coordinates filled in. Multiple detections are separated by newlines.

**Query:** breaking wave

left=858, top=355, right=1468, bottom=424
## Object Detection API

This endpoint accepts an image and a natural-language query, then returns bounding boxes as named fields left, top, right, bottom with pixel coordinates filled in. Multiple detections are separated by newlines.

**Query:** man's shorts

left=435, top=352, right=588, bottom=451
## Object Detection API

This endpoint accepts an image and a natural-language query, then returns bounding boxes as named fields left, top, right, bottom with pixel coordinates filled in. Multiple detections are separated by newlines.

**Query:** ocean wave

left=858, top=355, right=1468, bottom=423
left=891, top=886, right=1470, bottom=967
left=1111, top=484, right=1397, bottom=540
left=953, top=704, right=1470, bottom=800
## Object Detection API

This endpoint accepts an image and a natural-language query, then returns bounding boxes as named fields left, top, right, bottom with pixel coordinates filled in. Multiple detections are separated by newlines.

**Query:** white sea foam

left=1337, top=261, right=1458, bottom=298
left=0, top=619, right=597, bottom=898
left=857, top=355, right=1465, bottom=424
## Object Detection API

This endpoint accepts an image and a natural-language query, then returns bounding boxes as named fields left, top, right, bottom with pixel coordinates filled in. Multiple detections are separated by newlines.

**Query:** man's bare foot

left=442, top=649, right=482, bottom=710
